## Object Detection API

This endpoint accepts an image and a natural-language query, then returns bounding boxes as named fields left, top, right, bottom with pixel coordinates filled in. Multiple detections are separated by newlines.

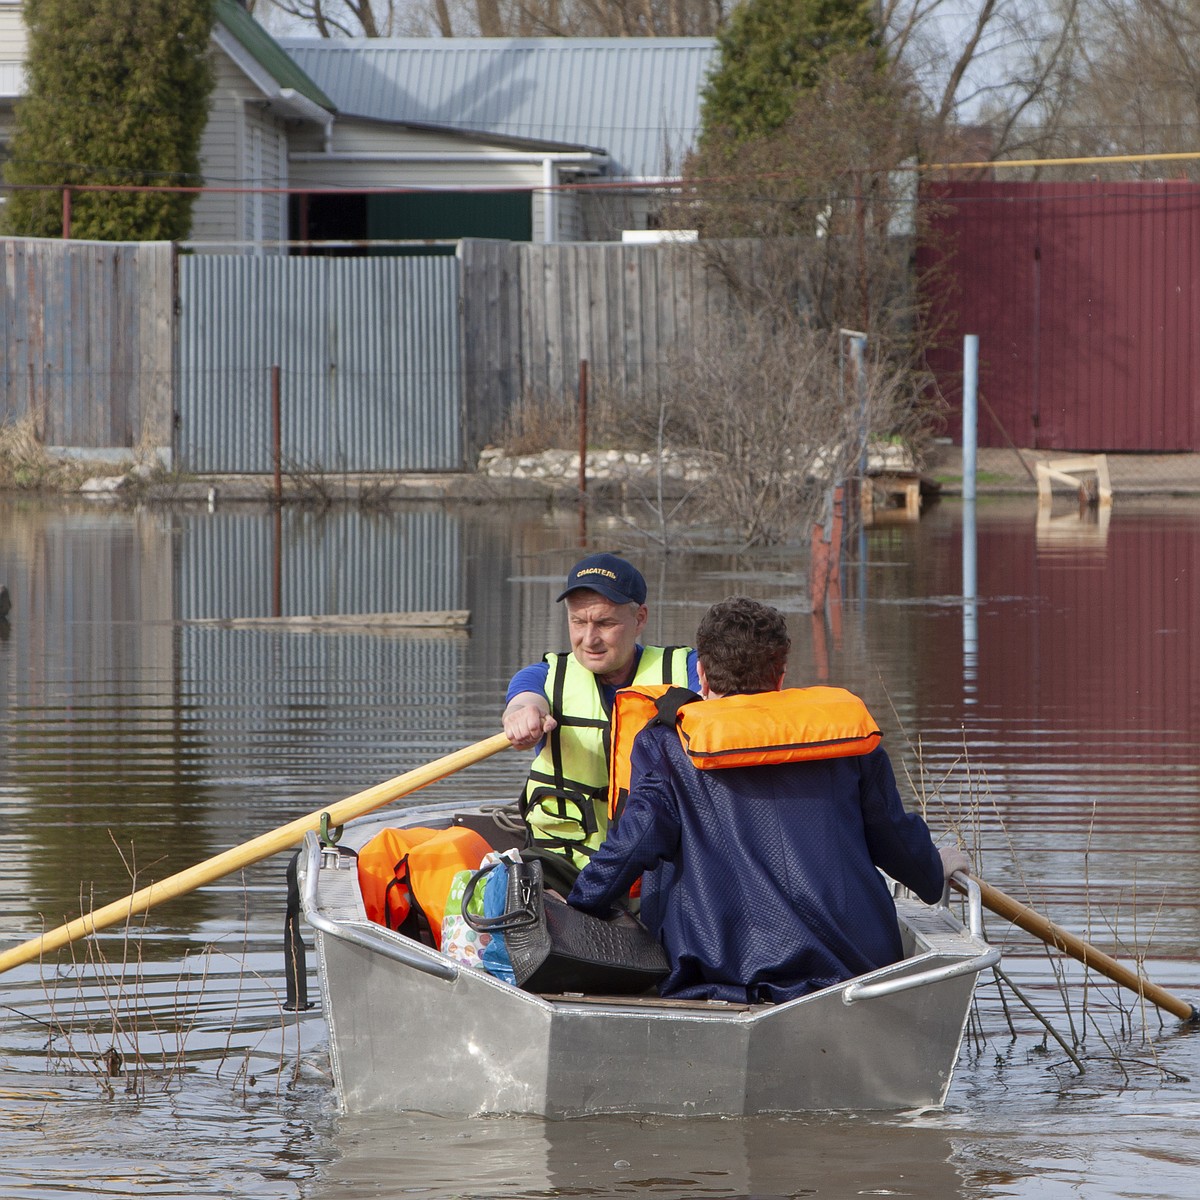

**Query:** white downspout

left=543, top=157, right=557, bottom=244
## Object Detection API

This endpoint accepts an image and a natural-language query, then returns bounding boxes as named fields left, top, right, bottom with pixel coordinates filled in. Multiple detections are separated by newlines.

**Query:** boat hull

left=301, top=803, right=996, bottom=1118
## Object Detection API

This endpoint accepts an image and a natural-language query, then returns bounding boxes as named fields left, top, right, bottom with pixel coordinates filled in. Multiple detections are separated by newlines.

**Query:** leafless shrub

left=607, top=302, right=935, bottom=547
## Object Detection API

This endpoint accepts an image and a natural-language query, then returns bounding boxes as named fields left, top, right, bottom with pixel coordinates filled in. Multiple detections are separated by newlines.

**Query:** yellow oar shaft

left=0, top=732, right=511, bottom=977
left=961, top=876, right=1198, bottom=1022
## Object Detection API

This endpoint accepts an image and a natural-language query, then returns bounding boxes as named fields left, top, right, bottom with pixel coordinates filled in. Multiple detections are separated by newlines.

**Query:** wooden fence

left=461, top=239, right=783, bottom=440
left=5, top=237, right=804, bottom=471
left=1, top=238, right=174, bottom=460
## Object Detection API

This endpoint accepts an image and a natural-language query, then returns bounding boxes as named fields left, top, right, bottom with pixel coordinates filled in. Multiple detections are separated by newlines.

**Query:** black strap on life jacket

left=654, top=684, right=702, bottom=727
left=608, top=684, right=702, bottom=830
left=383, top=854, right=433, bottom=944
left=520, top=653, right=606, bottom=858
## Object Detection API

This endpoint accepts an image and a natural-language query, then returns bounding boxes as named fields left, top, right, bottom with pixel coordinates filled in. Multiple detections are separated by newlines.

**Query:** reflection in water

left=2, top=494, right=1199, bottom=1200
left=312, top=1111, right=970, bottom=1199
left=962, top=497, right=978, bottom=706
left=1036, top=497, right=1112, bottom=555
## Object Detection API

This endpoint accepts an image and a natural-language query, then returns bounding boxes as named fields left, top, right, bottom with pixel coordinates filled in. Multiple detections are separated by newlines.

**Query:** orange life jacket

left=356, top=825, right=491, bottom=948
left=609, top=684, right=882, bottom=825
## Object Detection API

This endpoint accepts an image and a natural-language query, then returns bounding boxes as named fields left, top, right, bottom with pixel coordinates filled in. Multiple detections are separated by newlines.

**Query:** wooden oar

left=955, top=875, right=1198, bottom=1022
left=0, top=732, right=512, bottom=978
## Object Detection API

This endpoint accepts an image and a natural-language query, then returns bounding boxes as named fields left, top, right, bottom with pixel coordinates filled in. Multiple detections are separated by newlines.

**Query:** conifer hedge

left=3, top=0, right=216, bottom=239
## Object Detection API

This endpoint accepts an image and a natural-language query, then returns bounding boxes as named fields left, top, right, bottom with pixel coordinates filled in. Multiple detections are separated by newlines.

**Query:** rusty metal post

left=62, top=188, right=71, bottom=239
left=271, top=364, right=282, bottom=504
left=577, top=359, right=589, bottom=496
left=298, top=194, right=310, bottom=257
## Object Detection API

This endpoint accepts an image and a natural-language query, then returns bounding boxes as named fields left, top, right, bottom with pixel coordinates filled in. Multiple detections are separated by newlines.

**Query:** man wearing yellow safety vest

left=503, top=553, right=699, bottom=892
left=567, top=596, right=971, bottom=1002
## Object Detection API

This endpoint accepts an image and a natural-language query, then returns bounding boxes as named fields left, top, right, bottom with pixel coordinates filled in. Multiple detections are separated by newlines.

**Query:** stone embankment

left=9, top=444, right=1200, bottom=503
left=72, top=448, right=710, bottom=504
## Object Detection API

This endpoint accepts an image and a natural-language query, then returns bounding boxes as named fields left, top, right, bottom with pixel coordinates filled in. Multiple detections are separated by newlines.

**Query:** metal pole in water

left=962, top=498, right=978, bottom=705
left=962, top=335, right=978, bottom=501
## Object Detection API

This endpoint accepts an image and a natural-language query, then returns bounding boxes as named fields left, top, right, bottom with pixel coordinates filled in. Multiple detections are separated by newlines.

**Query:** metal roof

left=277, top=37, right=718, bottom=179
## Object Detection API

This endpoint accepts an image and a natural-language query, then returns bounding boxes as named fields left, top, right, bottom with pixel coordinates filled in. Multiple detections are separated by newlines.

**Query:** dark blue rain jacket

left=567, top=723, right=945, bottom=1003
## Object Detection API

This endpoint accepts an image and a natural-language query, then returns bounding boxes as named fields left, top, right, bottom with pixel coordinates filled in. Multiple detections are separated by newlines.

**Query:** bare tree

left=681, top=52, right=927, bottom=330
left=263, top=0, right=729, bottom=37
left=1034, top=0, right=1200, bottom=177
left=877, top=0, right=1084, bottom=161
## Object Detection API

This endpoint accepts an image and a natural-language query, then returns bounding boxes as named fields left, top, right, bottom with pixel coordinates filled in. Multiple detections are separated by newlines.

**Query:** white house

left=279, top=35, right=717, bottom=243
left=1, top=1, right=717, bottom=248
left=1, top=0, right=336, bottom=251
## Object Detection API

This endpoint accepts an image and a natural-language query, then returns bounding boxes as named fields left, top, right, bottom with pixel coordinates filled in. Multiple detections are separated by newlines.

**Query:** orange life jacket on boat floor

left=609, top=684, right=882, bottom=825
left=357, top=825, right=491, bottom=948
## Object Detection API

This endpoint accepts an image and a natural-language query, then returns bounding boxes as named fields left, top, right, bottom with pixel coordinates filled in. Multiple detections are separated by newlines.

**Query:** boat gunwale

left=301, top=800, right=995, bottom=1023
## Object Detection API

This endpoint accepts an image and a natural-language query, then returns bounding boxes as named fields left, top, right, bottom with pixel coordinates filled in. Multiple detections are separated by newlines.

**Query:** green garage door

left=367, top=191, right=532, bottom=242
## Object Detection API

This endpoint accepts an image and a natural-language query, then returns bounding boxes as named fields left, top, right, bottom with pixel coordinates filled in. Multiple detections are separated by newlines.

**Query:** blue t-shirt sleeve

left=506, top=660, right=549, bottom=704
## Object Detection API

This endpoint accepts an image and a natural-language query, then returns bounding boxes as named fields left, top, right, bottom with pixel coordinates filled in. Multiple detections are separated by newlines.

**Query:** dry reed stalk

left=31, top=841, right=291, bottom=1100
left=900, top=719, right=1183, bottom=1082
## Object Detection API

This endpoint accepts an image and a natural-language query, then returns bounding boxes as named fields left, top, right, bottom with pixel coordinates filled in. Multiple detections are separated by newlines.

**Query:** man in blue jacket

left=567, top=596, right=970, bottom=1003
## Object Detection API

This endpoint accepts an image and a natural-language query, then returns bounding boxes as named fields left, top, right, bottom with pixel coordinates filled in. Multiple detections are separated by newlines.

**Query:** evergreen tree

left=3, top=0, right=216, bottom=240
left=700, top=0, right=880, bottom=145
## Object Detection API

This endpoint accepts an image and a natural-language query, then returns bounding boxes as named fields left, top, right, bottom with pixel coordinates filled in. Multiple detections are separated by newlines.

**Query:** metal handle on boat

left=299, top=831, right=460, bottom=982
left=841, top=873, right=998, bottom=1005
left=945, top=871, right=985, bottom=939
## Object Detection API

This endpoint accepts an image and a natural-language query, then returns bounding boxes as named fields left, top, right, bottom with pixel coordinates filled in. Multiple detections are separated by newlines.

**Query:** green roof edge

left=215, top=0, right=336, bottom=114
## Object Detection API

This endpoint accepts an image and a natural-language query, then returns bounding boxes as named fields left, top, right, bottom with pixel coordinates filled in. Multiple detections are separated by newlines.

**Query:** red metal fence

left=919, top=181, right=1200, bottom=452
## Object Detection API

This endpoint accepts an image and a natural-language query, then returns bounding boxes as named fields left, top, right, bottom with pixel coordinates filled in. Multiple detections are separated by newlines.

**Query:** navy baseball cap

left=556, top=553, right=647, bottom=605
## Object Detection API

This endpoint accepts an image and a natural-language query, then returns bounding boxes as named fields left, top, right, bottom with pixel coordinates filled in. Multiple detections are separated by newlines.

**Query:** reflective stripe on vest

left=522, top=645, right=690, bottom=870
left=609, top=684, right=882, bottom=824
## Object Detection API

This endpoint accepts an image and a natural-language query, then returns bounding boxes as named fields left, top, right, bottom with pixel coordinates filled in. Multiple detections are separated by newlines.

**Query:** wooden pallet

left=861, top=473, right=922, bottom=524
left=1035, top=455, right=1113, bottom=507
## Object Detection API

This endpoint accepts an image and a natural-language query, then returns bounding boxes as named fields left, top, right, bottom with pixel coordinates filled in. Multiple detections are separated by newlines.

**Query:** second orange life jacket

left=608, top=684, right=882, bottom=826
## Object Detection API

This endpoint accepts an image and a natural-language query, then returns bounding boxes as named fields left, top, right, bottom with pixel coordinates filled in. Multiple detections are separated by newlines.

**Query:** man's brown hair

left=695, top=597, right=791, bottom=695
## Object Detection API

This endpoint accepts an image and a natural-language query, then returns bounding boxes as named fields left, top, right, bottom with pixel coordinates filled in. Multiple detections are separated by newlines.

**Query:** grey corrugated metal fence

left=1, top=238, right=174, bottom=455
left=177, top=254, right=462, bottom=473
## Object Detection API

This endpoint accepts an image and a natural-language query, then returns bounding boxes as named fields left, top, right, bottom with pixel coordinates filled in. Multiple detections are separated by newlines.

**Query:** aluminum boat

left=298, top=800, right=999, bottom=1118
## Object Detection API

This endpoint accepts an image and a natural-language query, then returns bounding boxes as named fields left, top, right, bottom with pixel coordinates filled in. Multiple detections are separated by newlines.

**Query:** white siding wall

left=290, top=118, right=566, bottom=242
left=0, top=5, right=26, bottom=60
left=1, top=2, right=27, bottom=146
left=0, top=3, right=24, bottom=215
left=2, top=10, right=295, bottom=251
left=194, top=55, right=291, bottom=254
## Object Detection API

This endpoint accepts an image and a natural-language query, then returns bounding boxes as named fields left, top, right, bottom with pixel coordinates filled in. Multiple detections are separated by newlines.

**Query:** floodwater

left=0, top=491, right=1197, bottom=1199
